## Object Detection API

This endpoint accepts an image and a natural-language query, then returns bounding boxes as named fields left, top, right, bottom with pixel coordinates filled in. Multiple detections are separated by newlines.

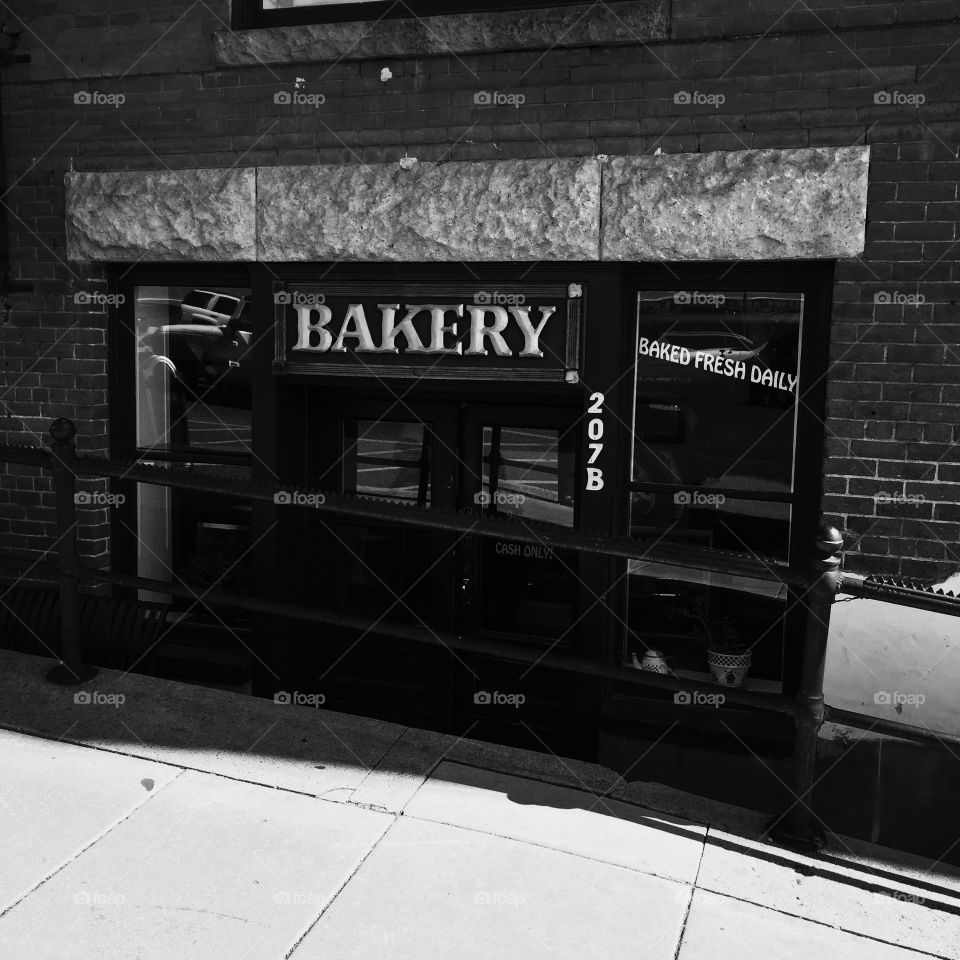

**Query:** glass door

left=295, top=398, right=460, bottom=730
left=452, top=403, right=584, bottom=752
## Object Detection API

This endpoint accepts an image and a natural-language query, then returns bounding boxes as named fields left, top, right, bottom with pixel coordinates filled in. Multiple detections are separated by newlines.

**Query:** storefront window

left=624, top=290, right=804, bottom=688
left=135, top=284, right=253, bottom=456
left=136, top=468, right=254, bottom=608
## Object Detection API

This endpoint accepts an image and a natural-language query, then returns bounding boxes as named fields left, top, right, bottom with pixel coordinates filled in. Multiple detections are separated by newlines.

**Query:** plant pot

left=706, top=648, right=752, bottom=687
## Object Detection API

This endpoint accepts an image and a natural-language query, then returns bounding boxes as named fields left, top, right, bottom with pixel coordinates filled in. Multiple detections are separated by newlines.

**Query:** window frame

left=606, top=260, right=834, bottom=717
left=109, top=264, right=257, bottom=592
left=234, top=0, right=590, bottom=30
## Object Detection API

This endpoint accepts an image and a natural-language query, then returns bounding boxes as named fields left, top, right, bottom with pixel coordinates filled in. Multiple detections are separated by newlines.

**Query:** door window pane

left=477, top=425, right=576, bottom=642
left=479, top=426, right=574, bottom=527
left=135, top=284, right=253, bottom=455
left=343, top=419, right=432, bottom=507
left=336, top=418, right=437, bottom=622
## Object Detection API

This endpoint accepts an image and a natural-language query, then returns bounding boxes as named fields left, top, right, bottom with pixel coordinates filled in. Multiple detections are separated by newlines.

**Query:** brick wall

left=1, top=0, right=958, bottom=578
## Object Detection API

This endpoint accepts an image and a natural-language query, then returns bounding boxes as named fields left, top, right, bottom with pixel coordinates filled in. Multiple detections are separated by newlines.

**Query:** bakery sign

left=273, top=281, right=583, bottom=382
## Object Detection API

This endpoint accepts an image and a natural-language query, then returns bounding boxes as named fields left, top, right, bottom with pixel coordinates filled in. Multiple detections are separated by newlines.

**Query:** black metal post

left=46, top=418, right=96, bottom=684
left=771, top=521, right=843, bottom=852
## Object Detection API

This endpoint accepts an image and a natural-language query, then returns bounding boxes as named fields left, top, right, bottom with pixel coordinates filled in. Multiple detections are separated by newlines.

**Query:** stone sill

left=214, top=1, right=668, bottom=68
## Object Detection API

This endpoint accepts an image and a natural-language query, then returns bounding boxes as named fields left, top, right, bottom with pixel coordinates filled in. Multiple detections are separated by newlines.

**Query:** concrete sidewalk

left=0, top=648, right=958, bottom=959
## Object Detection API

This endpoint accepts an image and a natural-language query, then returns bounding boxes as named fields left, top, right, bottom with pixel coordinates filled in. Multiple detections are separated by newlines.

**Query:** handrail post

left=772, top=520, right=843, bottom=852
left=46, top=418, right=96, bottom=684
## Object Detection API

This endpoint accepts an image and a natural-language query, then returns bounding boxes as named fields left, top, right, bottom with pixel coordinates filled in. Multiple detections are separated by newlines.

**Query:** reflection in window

left=623, top=576, right=786, bottom=690
left=631, top=291, right=802, bottom=492
left=342, top=419, right=432, bottom=507
left=135, top=285, right=253, bottom=455
left=137, top=475, right=253, bottom=609
left=480, top=427, right=574, bottom=527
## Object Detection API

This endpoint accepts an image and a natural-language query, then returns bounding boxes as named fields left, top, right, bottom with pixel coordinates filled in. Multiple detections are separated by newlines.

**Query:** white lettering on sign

left=494, top=541, right=555, bottom=560
left=293, top=302, right=557, bottom=358
left=637, top=337, right=798, bottom=393
left=585, top=392, right=605, bottom=492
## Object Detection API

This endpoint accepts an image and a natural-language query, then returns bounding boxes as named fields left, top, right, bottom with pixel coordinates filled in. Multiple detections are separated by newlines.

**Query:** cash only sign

left=273, top=282, right=584, bottom=382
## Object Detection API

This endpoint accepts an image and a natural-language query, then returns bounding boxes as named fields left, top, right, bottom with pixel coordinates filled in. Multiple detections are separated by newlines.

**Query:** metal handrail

left=839, top=571, right=960, bottom=616
left=1, top=417, right=956, bottom=853
left=0, top=439, right=804, bottom=587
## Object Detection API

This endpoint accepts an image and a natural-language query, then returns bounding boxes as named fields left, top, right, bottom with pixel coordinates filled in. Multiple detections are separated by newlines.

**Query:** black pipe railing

left=1, top=418, right=959, bottom=855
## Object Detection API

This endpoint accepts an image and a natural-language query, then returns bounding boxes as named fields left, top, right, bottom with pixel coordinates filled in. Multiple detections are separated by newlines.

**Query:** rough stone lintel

left=256, top=157, right=602, bottom=262
left=65, top=168, right=257, bottom=263
left=64, top=146, right=870, bottom=264
left=601, top=146, right=871, bottom=261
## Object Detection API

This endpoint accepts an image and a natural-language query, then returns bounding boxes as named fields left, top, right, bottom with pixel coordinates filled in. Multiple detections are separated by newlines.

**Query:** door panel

left=288, top=394, right=590, bottom=753
left=296, top=400, right=458, bottom=730
left=451, top=404, right=584, bottom=753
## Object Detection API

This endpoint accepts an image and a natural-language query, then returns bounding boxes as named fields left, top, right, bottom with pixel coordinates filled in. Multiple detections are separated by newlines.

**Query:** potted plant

left=684, top=599, right=752, bottom=687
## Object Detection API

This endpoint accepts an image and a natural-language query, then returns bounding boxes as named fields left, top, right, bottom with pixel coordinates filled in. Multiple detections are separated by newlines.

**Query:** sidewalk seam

left=671, top=811, right=710, bottom=960
left=282, top=813, right=399, bottom=960
left=702, top=830, right=960, bottom=915
left=342, top=723, right=412, bottom=804
left=0, top=719, right=371, bottom=805
left=697, top=886, right=958, bottom=960
left=398, top=809, right=701, bottom=886
left=0, top=767, right=185, bottom=921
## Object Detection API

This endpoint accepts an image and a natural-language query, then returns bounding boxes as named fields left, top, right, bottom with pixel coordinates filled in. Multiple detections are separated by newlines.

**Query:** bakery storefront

left=77, top=147, right=868, bottom=761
